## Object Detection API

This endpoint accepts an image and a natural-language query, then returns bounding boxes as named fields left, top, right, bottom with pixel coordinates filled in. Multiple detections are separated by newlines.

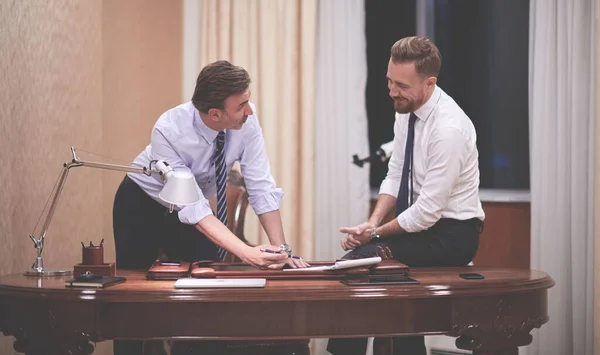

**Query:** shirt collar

left=192, top=105, right=221, bottom=144
left=413, top=85, right=441, bottom=121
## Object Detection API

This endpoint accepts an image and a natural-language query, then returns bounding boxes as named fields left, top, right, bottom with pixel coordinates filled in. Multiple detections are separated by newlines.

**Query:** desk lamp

left=25, top=147, right=200, bottom=277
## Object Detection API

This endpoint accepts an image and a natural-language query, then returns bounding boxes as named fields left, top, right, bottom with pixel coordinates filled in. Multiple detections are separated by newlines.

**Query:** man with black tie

left=328, top=36, right=485, bottom=355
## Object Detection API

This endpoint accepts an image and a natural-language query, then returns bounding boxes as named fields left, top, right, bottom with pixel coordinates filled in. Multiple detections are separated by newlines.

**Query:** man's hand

left=339, top=222, right=375, bottom=251
left=284, top=255, right=310, bottom=269
left=240, top=244, right=288, bottom=269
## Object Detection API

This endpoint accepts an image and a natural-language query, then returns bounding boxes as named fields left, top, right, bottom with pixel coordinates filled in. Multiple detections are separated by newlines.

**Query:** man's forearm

left=368, top=194, right=397, bottom=227
left=376, top=217, right=407, bottom=237
left=195, top=215, right=249, bottom=257
left=258, top=210, right=286, bottom=246
left=371, top=194, right=407, bottom=238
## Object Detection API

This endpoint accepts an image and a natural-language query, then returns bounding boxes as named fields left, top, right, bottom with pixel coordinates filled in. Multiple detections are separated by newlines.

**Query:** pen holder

left=82, top=246, right=104, bottom=265
left=75, top=245, right=115, bottom=277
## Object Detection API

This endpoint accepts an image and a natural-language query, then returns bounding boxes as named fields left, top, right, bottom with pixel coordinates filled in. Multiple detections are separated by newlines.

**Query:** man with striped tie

left=113, top=60, right=307, bottom=272
left=112, top=60, right=308, bottom=353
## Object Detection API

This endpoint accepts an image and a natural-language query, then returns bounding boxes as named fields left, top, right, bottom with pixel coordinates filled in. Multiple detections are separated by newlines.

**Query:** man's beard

left=393, top=96, right=422, bottom=114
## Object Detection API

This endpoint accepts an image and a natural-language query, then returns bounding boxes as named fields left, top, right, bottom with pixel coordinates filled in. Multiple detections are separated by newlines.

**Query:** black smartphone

left=341, top=277, right=419, bottom=286
left=459, top=273, right=484, bottom=280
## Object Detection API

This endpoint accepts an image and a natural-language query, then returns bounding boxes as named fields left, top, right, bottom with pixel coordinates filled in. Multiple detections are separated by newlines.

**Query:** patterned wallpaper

left=0, top=1, right=182, bottom=353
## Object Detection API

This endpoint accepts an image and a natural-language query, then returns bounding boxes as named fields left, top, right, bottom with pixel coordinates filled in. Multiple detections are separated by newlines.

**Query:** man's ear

left=427, top=76, right=437, bottom=87
left=207, top=108, right=221, bottom=122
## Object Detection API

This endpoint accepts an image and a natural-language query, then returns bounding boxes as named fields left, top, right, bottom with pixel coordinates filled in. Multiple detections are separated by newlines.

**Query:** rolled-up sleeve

left=150, top=125, right=213, bottom=225
left=239, top=115, right=283, bottom=215
left=379, top=117, right=404, bottom=197
left=178, top=201, right=214, bottom=225
left=397, top=127, right=466, bottom=232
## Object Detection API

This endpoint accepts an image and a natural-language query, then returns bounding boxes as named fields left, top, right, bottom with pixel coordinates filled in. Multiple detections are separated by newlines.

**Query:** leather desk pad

left=147, top=260, right=409, bottom=280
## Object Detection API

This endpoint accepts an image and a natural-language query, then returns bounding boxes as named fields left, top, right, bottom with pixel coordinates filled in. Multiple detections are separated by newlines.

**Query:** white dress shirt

left=127, top=102, right=283, bottom=225
left=379, top=85, right=485, bottom=232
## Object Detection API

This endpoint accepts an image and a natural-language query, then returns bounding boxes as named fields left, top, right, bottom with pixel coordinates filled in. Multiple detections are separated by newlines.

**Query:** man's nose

left=388, top=83, right=397, bottom=97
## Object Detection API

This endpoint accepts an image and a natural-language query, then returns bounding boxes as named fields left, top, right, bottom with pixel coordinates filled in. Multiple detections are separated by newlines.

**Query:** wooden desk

left=0, top=267, right=553, bottom=355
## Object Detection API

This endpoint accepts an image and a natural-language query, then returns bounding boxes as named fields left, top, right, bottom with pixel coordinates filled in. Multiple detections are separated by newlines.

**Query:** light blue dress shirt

left=127, top=102, right=283, bottom=225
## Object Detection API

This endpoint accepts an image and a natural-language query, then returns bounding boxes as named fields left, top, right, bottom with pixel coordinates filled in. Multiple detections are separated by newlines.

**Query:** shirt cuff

left=249, top=188, right=283, bottom=215
left=398, top=207, right=436, bottom=233
left=397, top=212, right=418, bottom=233
left=178, top=197, right=213, bottom=225
left=379, top=178, right=400, bottom=197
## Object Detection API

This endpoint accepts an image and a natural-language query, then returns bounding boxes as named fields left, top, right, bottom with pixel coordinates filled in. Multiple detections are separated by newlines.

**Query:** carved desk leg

left=0, top=296, right=97, bottom=355
left=449, top=290, right=548, bottom=355
left=8, top=330, right=95, bottom=355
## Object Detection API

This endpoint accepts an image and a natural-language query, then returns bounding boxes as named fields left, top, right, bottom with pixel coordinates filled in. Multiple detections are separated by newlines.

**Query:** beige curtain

left=200, top=0, right=316, bottom=259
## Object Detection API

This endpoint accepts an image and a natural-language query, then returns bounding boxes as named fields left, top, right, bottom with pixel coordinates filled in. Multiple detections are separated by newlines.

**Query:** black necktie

left=214, top=131, right=228, bottom=261
left=395, top=113, right=418, bottom=216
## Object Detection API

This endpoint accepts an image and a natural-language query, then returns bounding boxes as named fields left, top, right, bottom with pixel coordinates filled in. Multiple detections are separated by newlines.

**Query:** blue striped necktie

left=214, top=131, right=228, bottom=261
left=395, top=113, right=418, bottom=216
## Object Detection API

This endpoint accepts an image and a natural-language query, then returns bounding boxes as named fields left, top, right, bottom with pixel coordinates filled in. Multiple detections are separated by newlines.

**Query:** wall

left=0, top=1, right=182, bottom=353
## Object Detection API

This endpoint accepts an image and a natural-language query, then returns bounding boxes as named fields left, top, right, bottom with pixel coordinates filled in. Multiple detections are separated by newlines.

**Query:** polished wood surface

left=0, top=267, right=553, bottom=355
left=473, top=202, right=531, bottom=269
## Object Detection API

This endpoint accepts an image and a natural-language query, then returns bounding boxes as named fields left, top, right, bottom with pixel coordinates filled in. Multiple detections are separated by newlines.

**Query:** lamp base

left=24, top=268, right=73, bottom=277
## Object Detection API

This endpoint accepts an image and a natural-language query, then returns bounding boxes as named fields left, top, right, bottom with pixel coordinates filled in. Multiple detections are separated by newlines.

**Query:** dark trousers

left=327, top=217, right=482, bottom=355
left=112, top=175, right=220, bottom=354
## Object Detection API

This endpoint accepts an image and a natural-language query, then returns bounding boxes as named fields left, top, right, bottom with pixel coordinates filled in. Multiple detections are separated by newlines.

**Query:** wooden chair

left=222, top=169, right=251, bottom=262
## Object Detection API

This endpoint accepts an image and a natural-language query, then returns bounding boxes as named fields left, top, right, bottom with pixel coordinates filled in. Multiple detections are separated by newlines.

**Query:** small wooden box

left=73, top=263, right=116, bottom=277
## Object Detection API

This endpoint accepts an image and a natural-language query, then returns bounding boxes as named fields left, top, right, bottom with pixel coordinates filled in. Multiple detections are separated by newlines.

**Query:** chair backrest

left=223, top=170, right=251, bottom=262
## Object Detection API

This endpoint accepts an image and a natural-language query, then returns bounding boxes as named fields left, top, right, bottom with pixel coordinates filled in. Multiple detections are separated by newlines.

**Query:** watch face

left=280, top=244, right=292, bottom=254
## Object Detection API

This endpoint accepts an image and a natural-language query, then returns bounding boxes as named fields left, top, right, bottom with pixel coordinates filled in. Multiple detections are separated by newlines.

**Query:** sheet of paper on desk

left=174, top=278, right=267, bottom=288
left=283, top=256, right=382, bottom=271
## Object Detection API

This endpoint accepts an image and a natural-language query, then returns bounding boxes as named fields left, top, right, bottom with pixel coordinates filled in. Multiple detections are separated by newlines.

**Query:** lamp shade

left=159, top=170, right=200, bottom=205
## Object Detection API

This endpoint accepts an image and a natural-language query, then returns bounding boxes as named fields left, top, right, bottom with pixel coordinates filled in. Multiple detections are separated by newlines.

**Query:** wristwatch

left=370, top=227, right=380, bottom=240
left=279, top=244, right=292, bottom=255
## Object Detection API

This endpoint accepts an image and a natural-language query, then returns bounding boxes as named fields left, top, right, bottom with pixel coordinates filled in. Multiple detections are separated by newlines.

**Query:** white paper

left=174, top=278, right=266, bottom=288
left=283, top=256, right=382, bottom=271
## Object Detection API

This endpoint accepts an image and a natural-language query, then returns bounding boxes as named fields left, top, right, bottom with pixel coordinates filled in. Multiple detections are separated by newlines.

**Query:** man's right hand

left=339, top=222, right=375, bottom=251
left=240, top=244, right=288, bottom=269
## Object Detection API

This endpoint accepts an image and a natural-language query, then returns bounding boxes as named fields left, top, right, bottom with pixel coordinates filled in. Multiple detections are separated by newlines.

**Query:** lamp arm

left=29, top=160, right=80, bottom=271
left=33, top=163, right=73, bottom=249
left=69, top=146, right=164, bottom=176
left=29, top=147, right=174, bottom=273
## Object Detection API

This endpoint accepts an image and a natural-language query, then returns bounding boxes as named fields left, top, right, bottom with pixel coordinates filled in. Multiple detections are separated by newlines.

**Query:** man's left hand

left=285, top=255, right=310, bottom=269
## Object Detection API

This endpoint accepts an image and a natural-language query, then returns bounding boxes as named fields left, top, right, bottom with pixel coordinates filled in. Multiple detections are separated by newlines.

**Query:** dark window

left=364, top=0, right=530, bottom=189
left=365, top=0, right=416, bottom=188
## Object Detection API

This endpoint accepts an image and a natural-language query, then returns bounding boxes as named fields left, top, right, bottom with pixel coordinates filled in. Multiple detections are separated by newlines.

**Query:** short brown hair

left=390, top=36, right=442, bottom=78
left=191, top=60, right=251, bottom=113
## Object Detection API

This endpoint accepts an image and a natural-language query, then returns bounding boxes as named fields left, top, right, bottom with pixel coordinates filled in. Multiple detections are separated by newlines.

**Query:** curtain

left=199, top=0, right=317, bottom=260
left=528, top=1, right=595, bottom=354
left=314, top=0, right=370, bottom=261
